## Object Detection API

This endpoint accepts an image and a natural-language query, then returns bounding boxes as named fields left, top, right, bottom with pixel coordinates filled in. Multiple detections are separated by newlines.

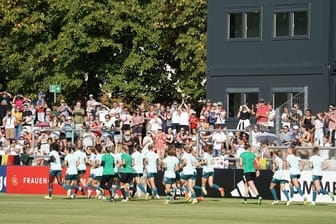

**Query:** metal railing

left=196, top=128, right=252, bottom=158
left=275, top=87, right=308, bottom=135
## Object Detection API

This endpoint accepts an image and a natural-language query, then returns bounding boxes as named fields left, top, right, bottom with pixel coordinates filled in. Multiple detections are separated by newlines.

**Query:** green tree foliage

left=0, top=0, right=206, bottom=106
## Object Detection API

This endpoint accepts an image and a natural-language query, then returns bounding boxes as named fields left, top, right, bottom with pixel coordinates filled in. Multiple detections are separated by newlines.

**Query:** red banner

left=6, top=166, right=92, bottom=195
left=6, top=166, right=50, bottom=194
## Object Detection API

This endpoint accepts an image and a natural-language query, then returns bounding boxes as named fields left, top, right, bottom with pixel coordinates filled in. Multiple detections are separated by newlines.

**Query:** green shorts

left=65, top=174, right=78, bottom=181
left=50, top=170, right=62, bottom=177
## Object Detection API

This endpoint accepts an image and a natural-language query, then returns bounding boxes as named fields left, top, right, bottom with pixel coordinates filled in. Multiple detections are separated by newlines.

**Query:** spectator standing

left=82, top=125, right=95, bottom=150
left=73, top=101, right=85, bottom=131
left=86, top=94, right=96, bottom=117
left=112, top=114, right=123, bottom=147
left=58, top=100, right=72, bottom=118
left=12, top=105, right=23, bottom=140
left=314, top=112, right=325, bottom=147
left=281, top=106, right=291, bottom=129
left=170, top=102, right=180, bottom=134
left=217, top=101, right=227, bottom=114
left=179, top=104, right=190, bottom=132
left=22, top=103, right=33, bottom=127
left=95, top=104, right=109, bottom=124
left=121, top=108, right=132, bottom=131
left=154, top=127, right=166, bottom=158
left=29, top=103, right=37, bottom=124
left=200, top=100, right=212, bottom=123
left=12, top=94, right=28, bottom=111
left=175, top=128, right=188, bottom=149
left=215, top=101, right=227, bottom=128
left=36, top=92, right=48, bottom=123
left=3, top=110, right=16, bottom=140
left=301, top=109, right=315, bottom=145
left=148, top=112, right=162, bottom=135
left=159, top=105, right=168, bottom=132
left=212, top=125, right=226, bottom=157
left=237, top=103, right=252, bottom=130
left=189, top=111, right=199, bottom=132
left=165, top=127, right=175, bottom=147
left=250, top=125, right=261, bottom=148
left=44, top=108, right=52, bottom=123
left=267, top=102, right=276, bottom=133
left=142, top=131, right=153, bottom=155
left=0, top=91, right=12, bottom=126
left=165, top=105, right=172, bottom=130
left=325, top=104, right=336, bottom=144
left=0, top=131, right=7, bottom=149
left=110, top=102, right=121, bottom=115
left=101, top=114, right=114, bottom=140
left=131, top=108, right=144, bottom=146
left=256, top=98, right=269, bottom=128
left=207, top=104, right=217, bottom=128
left=289, top=103, right=303, bottom=128
left=123, top=130, right=138, bottom=155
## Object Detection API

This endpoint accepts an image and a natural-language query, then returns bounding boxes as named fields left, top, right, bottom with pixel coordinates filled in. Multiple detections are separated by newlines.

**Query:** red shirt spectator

left=189, top=111, right=199, bottom=130
left=256, top=99, right=269, bottom=127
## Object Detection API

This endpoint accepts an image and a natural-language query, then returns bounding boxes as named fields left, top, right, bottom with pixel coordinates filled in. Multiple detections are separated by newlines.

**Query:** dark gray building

left=207, top=0, right=336, bottom=119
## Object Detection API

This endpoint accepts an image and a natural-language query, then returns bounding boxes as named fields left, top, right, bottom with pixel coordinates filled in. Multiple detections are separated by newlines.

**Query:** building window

left=229, top=13, right=243, bottom=38
left=246, top=12, right=260, bottom=38
left=228, top=11, right=261, bottom=39
left=273, top=10, right=309, bottom=38
left=293, top=11, right=308, bottom=35
left=275, top=12, right=289, bottom=37
left=227, top=90, right=259, bottom=118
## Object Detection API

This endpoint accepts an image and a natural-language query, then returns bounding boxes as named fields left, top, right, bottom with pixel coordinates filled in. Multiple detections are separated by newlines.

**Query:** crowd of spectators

left=0, top=90, right=335, bottom=167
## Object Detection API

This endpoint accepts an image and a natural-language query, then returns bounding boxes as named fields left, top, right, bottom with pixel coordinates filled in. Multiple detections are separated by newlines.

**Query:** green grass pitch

left=0, top=194, right=335, bottom=224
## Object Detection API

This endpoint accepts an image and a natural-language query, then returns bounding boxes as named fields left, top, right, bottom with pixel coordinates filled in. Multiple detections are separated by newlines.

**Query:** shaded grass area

left=0, top=194, right=335, bottom=224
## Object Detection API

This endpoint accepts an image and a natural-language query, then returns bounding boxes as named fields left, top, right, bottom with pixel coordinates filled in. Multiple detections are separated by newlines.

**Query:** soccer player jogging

left=180, top=145, right=198, bottom=205
left=286, top=145, right=306, bottom=204
left=85, top=146, right=97, bottom=198
left=309, top=146, right=334, bottom=205
left=131, top=144, right=147, bottom=198
left=269, top=149, right=290, bottom=205
left=199, top=144, right=225, bottom=200
left=162, top=146, right=180, bottom=204
left=73, top=144, right=88, bottom=196
left=44, top=143, right=67, bottom=200
left=239, top=143, right=262, bottom=205
left=63, top=146, right=80, bottom=199
left=111, top=144, right=122, bottom=199
left=93, top=145, right=104, bottom=199
left=119, top=145, right=134, bottom=202
left=144, top=144, right=160, bottom=200
left=99, top=146, right=116, bottom=202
